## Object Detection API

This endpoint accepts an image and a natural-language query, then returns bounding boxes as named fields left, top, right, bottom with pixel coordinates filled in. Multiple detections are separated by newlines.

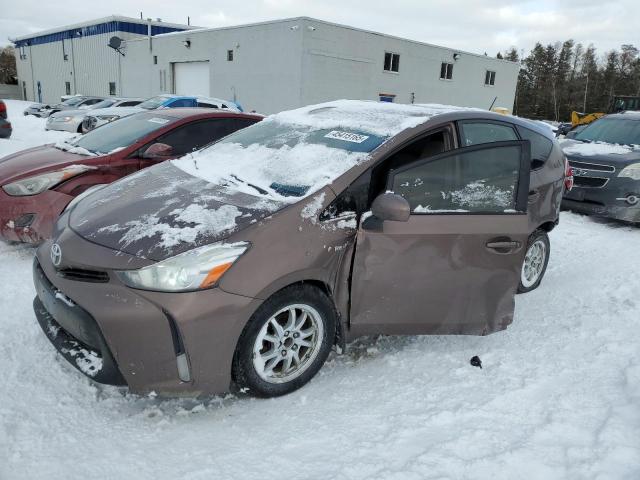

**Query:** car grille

left=573, top=176, right=609, bottom=188
left=57, top=268, right=109, bottom=283
left=568, top=160, right=616, bottom=173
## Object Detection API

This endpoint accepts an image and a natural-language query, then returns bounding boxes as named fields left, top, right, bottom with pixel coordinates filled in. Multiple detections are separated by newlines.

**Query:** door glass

left=390, top=145, right=522, bottom=213
left=156, top=119, right=257, bottom=156
left=460, top=121, right=518, bottom=146
left=168, top=99, right=193, bottom=107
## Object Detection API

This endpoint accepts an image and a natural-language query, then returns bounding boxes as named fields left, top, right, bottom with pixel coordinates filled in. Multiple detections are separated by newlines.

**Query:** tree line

left=505, top=41, right=640, bottom=121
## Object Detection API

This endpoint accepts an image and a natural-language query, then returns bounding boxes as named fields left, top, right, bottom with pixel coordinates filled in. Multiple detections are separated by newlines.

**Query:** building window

left=384, top=52, right=400, bottom=72
left=379, top=93, right=396, bottom=103
left=485, top=70, right=496, bottom=86
left=227, top=50, right=234, bottom=61
left=440, top=62, right=453, bottom=80
left=153, top=55, right=158, bottom=65
left=65, top=82, right=71, bottom=95
left=109, top=82, right=116, bottom=96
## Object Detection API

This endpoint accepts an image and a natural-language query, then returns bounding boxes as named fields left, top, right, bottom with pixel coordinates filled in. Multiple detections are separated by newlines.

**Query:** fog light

left=14, top=213, right=35, bottom=228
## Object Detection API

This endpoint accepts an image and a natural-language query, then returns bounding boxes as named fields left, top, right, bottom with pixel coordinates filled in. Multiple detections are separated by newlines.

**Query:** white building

left=12, top=16, right=192, bottom=103
left=14, top=16, right=520, bottom=114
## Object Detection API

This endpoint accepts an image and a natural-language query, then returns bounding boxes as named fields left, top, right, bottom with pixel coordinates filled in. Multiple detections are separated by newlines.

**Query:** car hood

left=560, top=139, right=640, bottom=166
left=68, top=162, right=286, bottom=261
left=86, top=106, right=143, bottom=118
left=0, top=144, right=100, bottom=185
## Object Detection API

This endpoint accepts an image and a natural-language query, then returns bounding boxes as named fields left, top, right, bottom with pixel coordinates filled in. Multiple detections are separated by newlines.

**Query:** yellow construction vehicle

left=570, top=95, right=640, bottom=128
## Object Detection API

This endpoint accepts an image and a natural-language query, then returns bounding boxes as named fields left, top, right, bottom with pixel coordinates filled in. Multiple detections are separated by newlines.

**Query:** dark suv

left=562, top=112, right=640, bottom=223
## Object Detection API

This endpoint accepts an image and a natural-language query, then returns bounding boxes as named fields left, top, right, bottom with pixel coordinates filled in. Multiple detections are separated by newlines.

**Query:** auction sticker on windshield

left=324, top=131, right=370, bottom=143
left=148, top=118, right=170, bottom=124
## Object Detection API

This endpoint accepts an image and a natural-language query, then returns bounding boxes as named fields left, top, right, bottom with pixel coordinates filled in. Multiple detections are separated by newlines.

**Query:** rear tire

left=232, top=284, right=336, bottom=398
left=518, top=230, right=550, bottom=293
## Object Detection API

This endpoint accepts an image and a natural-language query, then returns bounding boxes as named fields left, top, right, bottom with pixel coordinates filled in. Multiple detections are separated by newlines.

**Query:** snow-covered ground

left=0, top=100, right=75, bottom=158
left=1, top=101, right=639, bottom=480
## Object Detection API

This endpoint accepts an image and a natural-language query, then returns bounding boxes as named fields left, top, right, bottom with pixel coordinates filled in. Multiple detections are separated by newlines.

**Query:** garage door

left=173, top=61, right=210, bottom=96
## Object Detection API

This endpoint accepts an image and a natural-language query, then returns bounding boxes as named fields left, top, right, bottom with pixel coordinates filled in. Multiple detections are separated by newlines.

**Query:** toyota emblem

left=50, top=243, right=62, bottom=267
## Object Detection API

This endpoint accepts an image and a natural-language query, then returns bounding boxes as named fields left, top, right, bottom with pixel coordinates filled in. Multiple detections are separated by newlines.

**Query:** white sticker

left=148, top=118, right=170, bottom=124
left=324, top=130, right=369, bottom=144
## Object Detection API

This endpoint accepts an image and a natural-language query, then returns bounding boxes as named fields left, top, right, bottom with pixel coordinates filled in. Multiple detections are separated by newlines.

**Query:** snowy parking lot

left=1, top=100, right=639, bottom=479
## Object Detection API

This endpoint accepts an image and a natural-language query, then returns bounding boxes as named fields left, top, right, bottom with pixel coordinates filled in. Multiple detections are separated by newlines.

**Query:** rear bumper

left=0, top=189, right=72, bottom=243
left=33, top=259, right=126, bottom=385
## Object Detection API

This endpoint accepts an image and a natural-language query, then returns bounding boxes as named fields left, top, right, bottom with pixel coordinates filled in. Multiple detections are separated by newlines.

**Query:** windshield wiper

left=229, top=174, right=269, bottom=195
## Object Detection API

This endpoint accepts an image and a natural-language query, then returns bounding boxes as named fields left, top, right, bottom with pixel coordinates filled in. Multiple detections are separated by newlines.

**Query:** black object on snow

left=470, top=356, right=482, bottom=369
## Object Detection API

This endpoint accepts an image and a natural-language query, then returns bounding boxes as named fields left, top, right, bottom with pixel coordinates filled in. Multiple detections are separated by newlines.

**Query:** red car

left=0, top=109, right=261, bottom=243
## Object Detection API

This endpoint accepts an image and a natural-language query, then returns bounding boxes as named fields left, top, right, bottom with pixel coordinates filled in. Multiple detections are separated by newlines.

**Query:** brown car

left=32, top=101, right=567, bottom=398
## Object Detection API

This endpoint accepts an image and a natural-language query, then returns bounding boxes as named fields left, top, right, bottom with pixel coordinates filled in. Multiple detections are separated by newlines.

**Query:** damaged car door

left=349, top=140, right=532, bottom=336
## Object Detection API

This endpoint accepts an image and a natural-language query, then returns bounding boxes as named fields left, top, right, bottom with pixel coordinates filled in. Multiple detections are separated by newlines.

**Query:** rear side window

left=156, top=118, right=257, bottom=155
left=517, top=126, right=553, bottom=169
left=459, top=121, right=518, bottom=146
left=118, top=101, right=141, bottom=107
left=390, top=144, right=523, bottom=213
left=197, top=102, right=218, bottom=108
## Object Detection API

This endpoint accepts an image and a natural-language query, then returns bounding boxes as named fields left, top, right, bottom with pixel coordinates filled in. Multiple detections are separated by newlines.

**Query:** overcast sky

left=1, top=0, right=635, bottom=57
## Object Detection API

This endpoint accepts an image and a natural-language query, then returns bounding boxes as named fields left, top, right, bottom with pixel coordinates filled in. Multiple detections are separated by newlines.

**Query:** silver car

left=45, top=98, right=143, bottom=133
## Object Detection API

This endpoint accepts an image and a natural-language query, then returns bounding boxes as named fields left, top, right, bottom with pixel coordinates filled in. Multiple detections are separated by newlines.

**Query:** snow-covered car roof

left=273, top=99, right=476, bottom=137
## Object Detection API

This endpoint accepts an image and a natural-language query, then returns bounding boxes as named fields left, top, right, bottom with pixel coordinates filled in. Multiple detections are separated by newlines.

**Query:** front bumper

left=562, top=178, right=640, bottom=223
left=33, top=236, right=263, bottom=396
left=0, top=189, right=72, bottom=243
left=45, top=118, right=81, bottom=133
left=33, top=259, right=126, bottom=385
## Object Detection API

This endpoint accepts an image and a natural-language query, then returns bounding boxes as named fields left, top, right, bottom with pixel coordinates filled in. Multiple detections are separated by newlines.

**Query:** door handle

left=485, top=240, right=522, bottom=254
left=528, top=189, right=540, bottom=203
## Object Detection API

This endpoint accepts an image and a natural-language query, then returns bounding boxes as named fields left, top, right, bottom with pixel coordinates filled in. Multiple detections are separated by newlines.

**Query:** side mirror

left=371, top=192, right=410, bottom=222
left=142, top=142, right=174, bottom=159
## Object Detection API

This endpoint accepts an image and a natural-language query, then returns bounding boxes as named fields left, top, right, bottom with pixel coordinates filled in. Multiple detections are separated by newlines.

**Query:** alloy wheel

left=521, top=239, right=547, bottom=288
left=252, top=304, right=324, bottom=384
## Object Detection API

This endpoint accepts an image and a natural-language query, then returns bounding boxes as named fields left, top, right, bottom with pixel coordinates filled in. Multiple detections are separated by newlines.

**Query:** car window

left=69, top=113, right=178, bottom=154
left=156, top=118, right=257, bottom=156
left=370, top=129, right=451, bottom=203
left=167, top=99, right=193, bottom=108
left=459, top=121, right=518, bottom=146
left=197, top=102, right=218, bottom=108
left=390, top=144, right=523, bottom=213
left=517, top=125, right=553, bottom=169
left=82, top=99, right=103, bottom=106
left=118, top=101, right=142, bottom=107
left=574, top=117, right=640, bottom=146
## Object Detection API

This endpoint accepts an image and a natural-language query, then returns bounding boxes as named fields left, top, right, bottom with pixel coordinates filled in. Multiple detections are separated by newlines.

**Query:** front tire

left=518, top=230, right=550, bottom=293
left=232, top=284, right=336, bottom=398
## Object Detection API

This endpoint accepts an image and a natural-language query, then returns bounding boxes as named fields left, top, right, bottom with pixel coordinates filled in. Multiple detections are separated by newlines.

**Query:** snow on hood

left=70, top=163, right=283, bottom=260
left=173, top=100, right=473, bottom=204
left=561, top=140, right=635, bottom=156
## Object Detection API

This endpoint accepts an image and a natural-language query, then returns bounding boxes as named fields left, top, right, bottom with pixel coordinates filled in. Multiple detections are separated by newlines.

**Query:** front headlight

left=97, top=115, right=120, bottom=122
left=116, top=242, right=249, bottom=292
left=618, top=163, right=640, bottom=180
left=2, top=165, right=94, bottom=196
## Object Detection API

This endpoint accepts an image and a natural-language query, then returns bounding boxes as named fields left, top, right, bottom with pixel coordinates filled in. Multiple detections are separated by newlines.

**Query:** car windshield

left=59, top=113, right=177, bottom=155
left=138, top=95, right=172, bottom=110
left=173, top=119, right=387, bottom=200
left=574, top=117, right=640, bottom=146
left=90, top=99, right=116, bottom=109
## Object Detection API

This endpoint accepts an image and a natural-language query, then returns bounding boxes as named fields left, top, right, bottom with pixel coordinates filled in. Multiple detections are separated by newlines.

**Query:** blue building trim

left=14, top=20, right=186, bottom=48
